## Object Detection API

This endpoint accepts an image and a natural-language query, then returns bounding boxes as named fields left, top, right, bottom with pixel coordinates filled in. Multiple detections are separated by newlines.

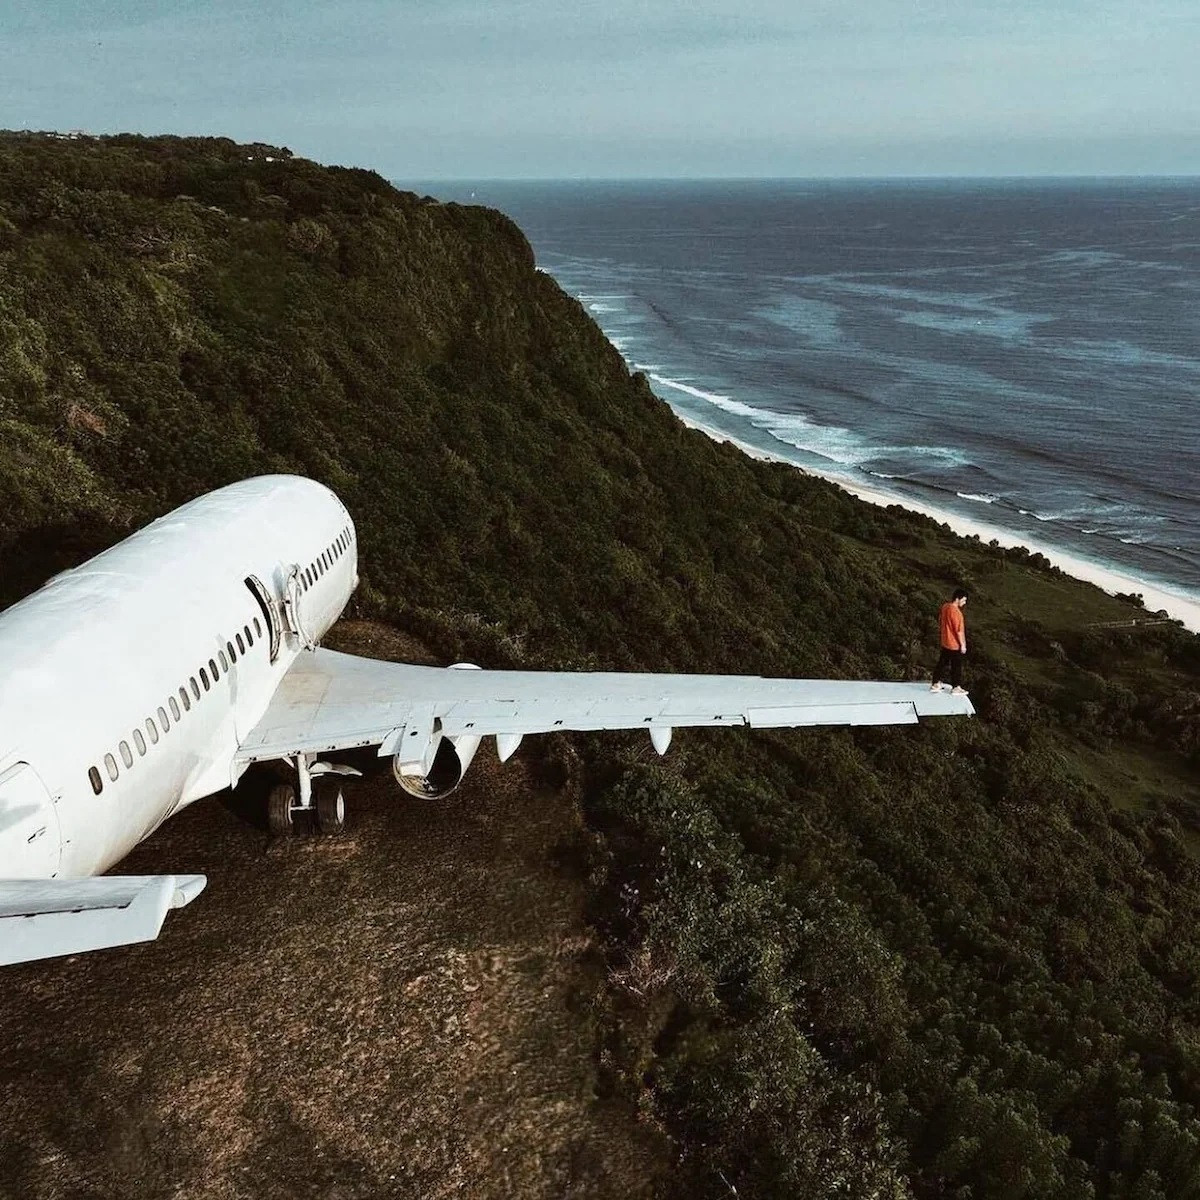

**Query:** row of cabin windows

left=87, top=615, right=266, bottom=796
left=299, top=525, right=353, bottom=594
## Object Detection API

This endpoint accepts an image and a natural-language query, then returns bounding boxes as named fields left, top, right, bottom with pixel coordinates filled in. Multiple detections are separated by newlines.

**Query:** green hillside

left=2, top=131, right=1200, bottom=1198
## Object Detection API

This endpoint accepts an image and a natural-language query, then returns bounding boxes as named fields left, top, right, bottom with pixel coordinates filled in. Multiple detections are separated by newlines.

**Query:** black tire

left=315, top=782, right=345, bottom=834
left=268, top=783, right=295, bottom=835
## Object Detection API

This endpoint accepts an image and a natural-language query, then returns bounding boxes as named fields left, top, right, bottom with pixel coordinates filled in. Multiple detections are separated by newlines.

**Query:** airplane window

left=120, top=741, right=133, bottom=768
left=219, top=650, right=228, bottom=672
left=253, top=617, right=262, bottom=638
left=200, top=667, right=210, bottom=691
left=105, top=753, right=119, bottom=782
left=236, top=632, right=245, bottom=655
left=89, top=766, right=103, bottom=796
left=158, top=706, right=170, bottom=732
left=170, top=695, right=181, bottom=721
left=227, top=640, right=236, bottom=663
left=133, top=728, right=146, bottom=756
left=209, top=657, right=219, bottom=681
left=190, top=677, right=200, bottom=700
left=180, top=686, right=192, bottom=711
left=244, top=625, right=253, bottom=648
left=146, top=717, right=159, bottom=744
left=318, top=559, right=326, bottom=576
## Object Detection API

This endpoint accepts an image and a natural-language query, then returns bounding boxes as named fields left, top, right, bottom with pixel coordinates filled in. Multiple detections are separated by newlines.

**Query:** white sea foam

left=646, top=372, right=970, bottom=473
left=647, top=374, right=736, bottom=407
left=957, top=492, right=998, bottom=504
left=647, top=373, right=880, bottom=468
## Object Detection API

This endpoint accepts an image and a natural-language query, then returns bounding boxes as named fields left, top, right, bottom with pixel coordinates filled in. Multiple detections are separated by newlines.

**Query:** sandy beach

left=676, top=412, right=1200, bottom=635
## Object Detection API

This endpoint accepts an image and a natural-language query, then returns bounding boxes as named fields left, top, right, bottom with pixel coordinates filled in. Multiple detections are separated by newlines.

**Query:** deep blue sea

left=406, top=180, right=1200, bottom=601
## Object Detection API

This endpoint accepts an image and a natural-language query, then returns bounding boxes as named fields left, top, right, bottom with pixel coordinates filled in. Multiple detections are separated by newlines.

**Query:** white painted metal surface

left=0, top=875, right=207, bottom=965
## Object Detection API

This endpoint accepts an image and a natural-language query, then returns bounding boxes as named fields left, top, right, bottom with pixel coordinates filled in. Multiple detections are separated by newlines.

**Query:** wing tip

left=170, top=874, right=208, bottom=908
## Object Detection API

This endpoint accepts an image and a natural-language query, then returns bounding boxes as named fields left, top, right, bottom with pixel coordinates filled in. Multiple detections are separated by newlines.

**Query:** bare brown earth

left=0, top=622, right=670, bottom=1199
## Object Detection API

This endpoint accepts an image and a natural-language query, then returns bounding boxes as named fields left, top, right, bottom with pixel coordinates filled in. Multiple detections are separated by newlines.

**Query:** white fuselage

left=0, top=476, right=357, bottom=879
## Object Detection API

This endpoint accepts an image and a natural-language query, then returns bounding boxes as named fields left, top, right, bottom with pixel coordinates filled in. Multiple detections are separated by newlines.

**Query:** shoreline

left=674, top=410, right=1200, bottom=634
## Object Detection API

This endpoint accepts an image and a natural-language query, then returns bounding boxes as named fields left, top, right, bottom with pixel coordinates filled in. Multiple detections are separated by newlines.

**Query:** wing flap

left=236, top=648, right=974, bottom=763
left=748, top=701, right=919, bottom=728
left=0, top=874, right=207, bottom=966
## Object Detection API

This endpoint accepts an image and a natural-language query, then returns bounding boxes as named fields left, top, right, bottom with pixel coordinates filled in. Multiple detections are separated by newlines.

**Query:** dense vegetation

left=2, top=131, right=1199, bottom=1198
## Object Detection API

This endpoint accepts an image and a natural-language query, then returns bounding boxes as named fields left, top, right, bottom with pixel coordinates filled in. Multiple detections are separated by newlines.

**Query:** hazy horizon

left=3, top=0, right=1199, bottom=179
left=395, top=173, right=1200, bottom=183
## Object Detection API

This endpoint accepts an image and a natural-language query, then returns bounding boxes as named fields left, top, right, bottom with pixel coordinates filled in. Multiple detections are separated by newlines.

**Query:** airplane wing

left=0, top=875, right=206, bottom=966
left=237, top=648, right=973, bottom=767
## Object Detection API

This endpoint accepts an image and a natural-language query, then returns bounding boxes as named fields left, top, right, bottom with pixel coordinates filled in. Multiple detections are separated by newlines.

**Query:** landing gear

left=268, top=753, right=359, bottom=836
left=315, top=781, right=345, bottom=834
left=268, top=783, right=296, bottom=835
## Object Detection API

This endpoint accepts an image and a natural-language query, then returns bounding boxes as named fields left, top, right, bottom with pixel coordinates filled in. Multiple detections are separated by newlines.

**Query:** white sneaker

left=951, top=686, right=969, bottom=696
left=929, top=682, right=943, bottom=692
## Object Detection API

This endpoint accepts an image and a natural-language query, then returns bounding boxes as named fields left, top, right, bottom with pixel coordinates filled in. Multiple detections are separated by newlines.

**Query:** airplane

left=0, top=475, right=973, bottom=966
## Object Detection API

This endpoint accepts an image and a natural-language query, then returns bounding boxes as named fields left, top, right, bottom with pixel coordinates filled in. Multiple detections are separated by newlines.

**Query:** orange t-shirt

left=939, top=601, right=965, bottom=650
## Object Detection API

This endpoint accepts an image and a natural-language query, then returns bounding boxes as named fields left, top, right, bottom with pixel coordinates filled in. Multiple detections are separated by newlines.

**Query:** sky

left=2, top=0, right=1199, bottom=178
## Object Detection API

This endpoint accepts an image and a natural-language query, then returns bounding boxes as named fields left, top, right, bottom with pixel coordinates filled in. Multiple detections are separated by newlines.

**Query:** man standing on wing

left=932, top=588, right=969, bottom=695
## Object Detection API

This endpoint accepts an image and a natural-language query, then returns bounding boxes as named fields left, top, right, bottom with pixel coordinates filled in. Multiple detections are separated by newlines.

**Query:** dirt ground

left=0, top=623, right=670, bottom=1199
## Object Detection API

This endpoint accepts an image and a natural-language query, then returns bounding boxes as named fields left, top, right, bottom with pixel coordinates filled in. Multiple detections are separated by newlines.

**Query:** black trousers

left=934, top=648, right=965, bottom=688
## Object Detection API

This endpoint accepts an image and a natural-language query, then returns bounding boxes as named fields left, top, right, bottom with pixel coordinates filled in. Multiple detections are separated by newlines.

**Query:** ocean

left=405, top=179, right=1200, bottom=610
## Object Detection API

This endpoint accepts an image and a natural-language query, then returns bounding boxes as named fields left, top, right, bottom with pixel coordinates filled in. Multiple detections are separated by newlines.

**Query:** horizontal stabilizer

left=0, top=874, right=207, bottom=966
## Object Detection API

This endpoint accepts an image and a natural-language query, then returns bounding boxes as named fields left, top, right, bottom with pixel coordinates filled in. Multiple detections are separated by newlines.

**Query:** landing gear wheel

left=268, top=783, right=296, bottom=836
left=315, top=782, right=345, bottom=834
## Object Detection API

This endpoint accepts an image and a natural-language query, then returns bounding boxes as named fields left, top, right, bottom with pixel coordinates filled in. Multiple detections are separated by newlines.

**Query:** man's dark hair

left=953, top=587, right=968, bottom=600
